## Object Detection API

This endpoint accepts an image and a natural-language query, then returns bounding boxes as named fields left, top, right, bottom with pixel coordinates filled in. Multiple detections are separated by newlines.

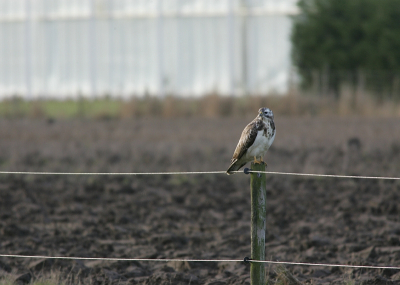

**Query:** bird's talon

left=260, top=157, right=267, bottom=167
left=253, top=156, right=262, bottom=164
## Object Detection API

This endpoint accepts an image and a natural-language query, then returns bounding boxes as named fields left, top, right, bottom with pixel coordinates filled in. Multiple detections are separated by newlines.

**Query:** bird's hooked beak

left=258, top=111, right=266, bottom=119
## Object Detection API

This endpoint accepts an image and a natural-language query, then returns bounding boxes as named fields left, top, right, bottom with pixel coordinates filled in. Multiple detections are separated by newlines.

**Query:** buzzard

left=226, top=107, right=276, bottom=174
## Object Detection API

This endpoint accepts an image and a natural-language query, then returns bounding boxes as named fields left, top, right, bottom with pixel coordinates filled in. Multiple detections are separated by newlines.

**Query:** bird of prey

left=226, top=107, right=276, bottom=174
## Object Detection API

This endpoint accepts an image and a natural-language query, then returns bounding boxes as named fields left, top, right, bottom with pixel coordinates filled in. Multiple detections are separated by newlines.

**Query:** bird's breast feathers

left=246, top=119, right=275, bottom=155
left=246, top=126, right=275, bottom=158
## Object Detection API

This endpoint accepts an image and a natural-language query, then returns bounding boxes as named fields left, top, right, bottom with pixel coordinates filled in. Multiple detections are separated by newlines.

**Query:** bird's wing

left=231, top=121, right=259, bottom=163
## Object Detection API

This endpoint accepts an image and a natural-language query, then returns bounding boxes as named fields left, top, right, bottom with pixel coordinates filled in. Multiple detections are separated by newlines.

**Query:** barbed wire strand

left=0, top=254, right=399, bottom=270
left=0, top=170, right=400, bottom=180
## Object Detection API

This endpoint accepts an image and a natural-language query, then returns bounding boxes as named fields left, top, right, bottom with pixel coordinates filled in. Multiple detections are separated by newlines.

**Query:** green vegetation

left=0, top=95, right=293, bottom=119
left=0, top=97, right=122, bottom=119
left=292, top=0, right=400, bottom=98
left=2, top=93, right=400, bottom=120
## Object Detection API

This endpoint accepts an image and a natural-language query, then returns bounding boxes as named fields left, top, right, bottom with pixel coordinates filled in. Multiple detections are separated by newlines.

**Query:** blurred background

left=0, top=0, right=296, bottom=98
left=0, top=0, right=400, bottom=118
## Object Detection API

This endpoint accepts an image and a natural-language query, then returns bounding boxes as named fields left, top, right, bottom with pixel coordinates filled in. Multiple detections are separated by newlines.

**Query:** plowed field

left=1, top=117, right=400, bottom=284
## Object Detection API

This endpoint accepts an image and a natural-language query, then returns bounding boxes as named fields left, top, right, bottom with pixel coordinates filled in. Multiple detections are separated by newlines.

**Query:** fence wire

left=0, top=170, right=400, bottom=180
left=1, top=169, right=399, bottom=272
left=0, top=254, right=399, bottom=270
left=0, top=170, right=228, bottom=176
left=247, top=170, right=400, bottom=180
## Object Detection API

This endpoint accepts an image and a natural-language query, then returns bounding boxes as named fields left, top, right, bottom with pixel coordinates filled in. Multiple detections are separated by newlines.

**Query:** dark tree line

left=291, top=0, right=400, bottom=98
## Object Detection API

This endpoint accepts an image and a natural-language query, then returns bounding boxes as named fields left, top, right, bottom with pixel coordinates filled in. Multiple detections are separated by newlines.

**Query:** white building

left=0, top=0, right=298, bottom=99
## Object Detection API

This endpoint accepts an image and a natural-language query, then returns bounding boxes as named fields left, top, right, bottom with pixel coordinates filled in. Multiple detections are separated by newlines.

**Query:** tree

left=291, top=0, right=400, bottom=98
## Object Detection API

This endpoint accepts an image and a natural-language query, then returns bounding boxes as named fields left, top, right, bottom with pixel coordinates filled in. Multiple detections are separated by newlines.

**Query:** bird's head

left=258, top=107, right=274, bottom=120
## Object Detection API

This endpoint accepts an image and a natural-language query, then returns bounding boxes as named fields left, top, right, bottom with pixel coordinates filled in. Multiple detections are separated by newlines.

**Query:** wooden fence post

left=250, top=162, right=266, bottom=285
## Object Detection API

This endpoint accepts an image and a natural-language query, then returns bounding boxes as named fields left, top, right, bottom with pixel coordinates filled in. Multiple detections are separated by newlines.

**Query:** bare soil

left=1, top=116, right=400, bottom=284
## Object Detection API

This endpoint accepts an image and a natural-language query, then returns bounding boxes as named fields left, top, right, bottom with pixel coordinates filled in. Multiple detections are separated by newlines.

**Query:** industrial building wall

left=0, top=0, right=297, bottom=99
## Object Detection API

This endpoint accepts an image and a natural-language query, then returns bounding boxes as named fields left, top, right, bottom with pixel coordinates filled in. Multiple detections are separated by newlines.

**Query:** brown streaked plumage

left=226, top=107, right=276, bottom=174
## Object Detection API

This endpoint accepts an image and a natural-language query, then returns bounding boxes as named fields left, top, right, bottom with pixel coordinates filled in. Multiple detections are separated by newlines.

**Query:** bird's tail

left=226, top=159, right=241, bottom=175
